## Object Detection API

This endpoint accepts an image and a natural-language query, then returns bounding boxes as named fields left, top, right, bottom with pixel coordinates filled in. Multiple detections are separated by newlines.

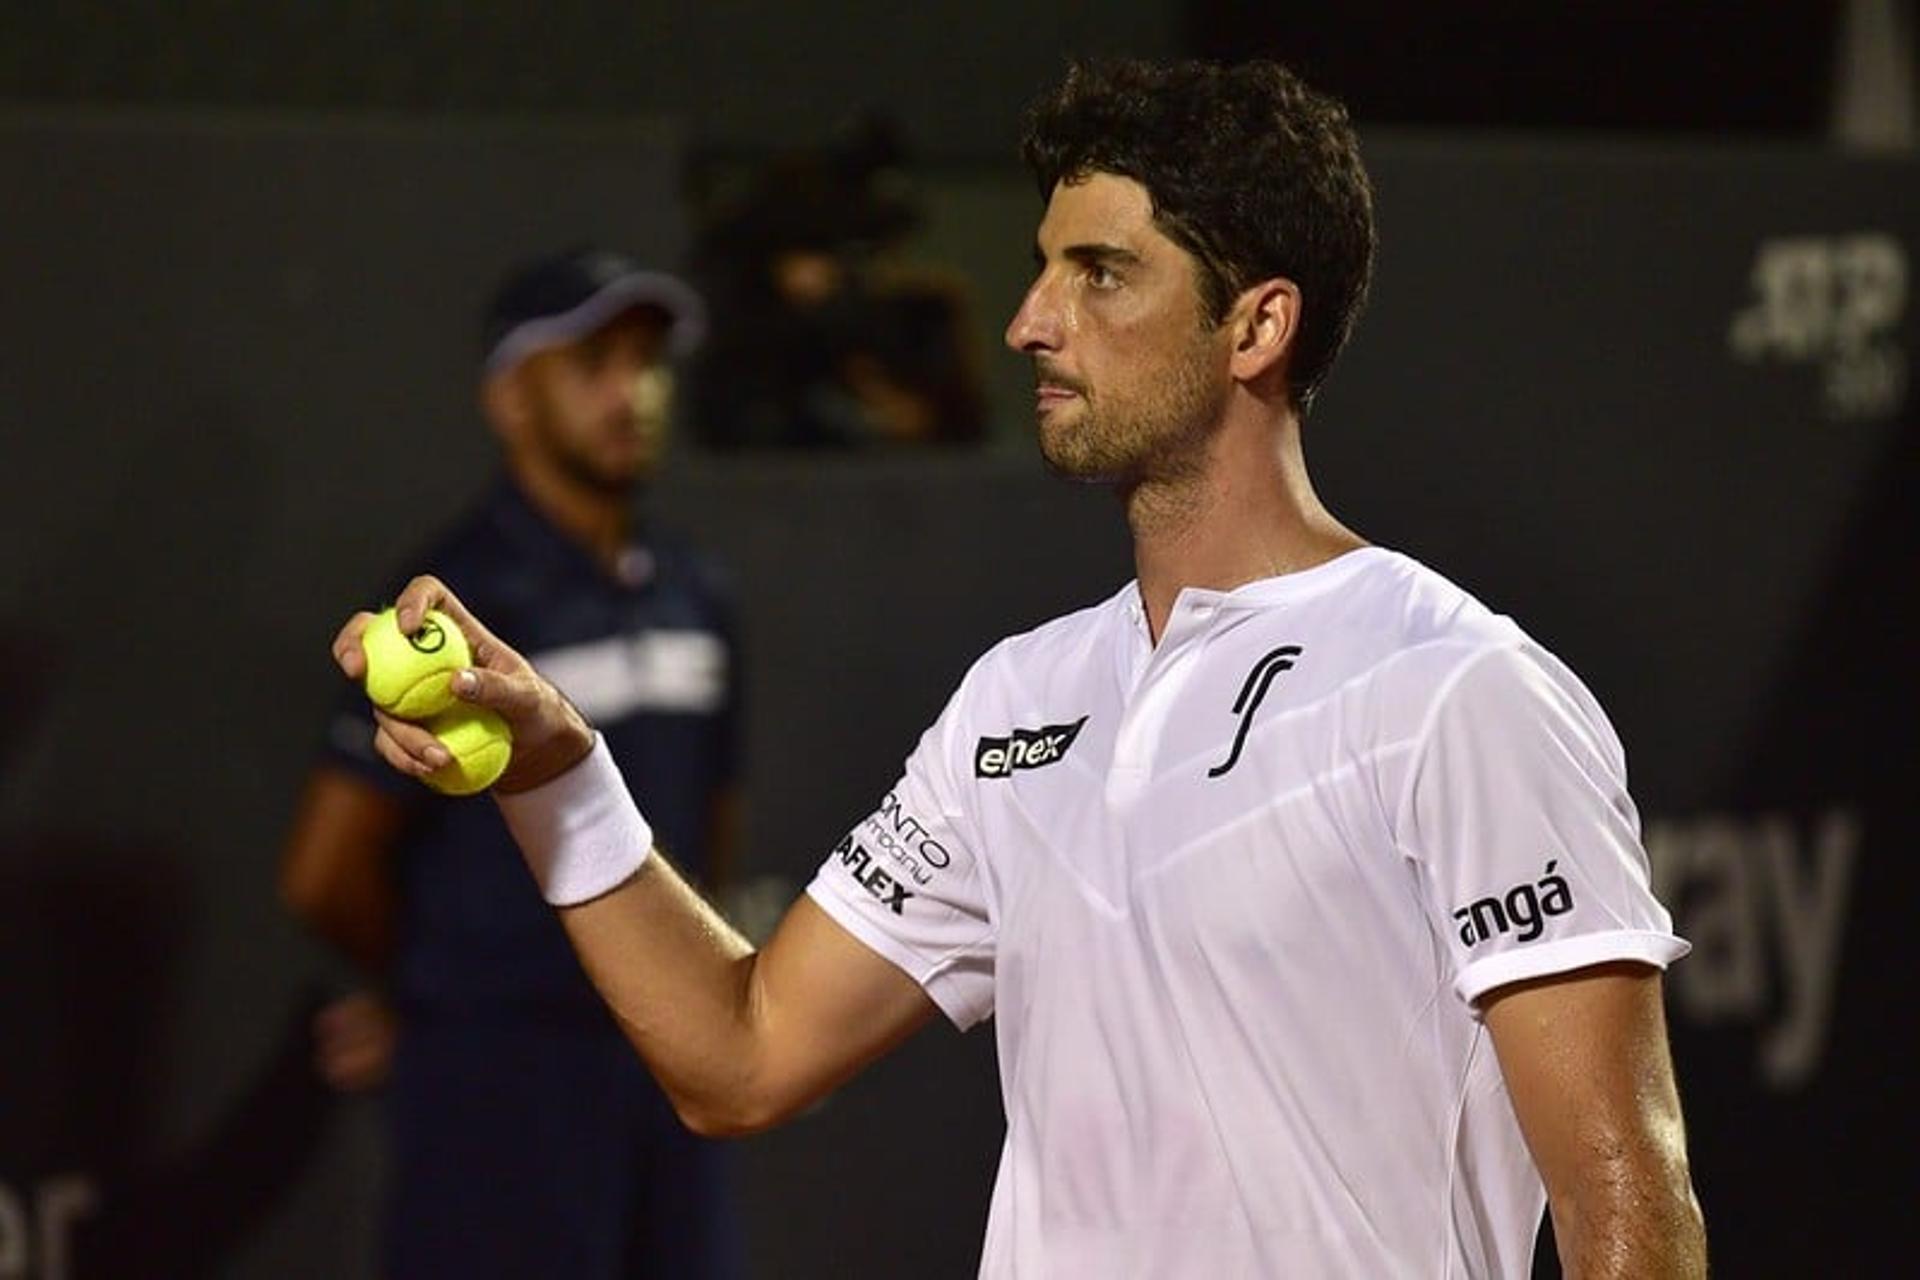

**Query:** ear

left=1226, top=277, right=1301, bottom=389
left=480, top=368, right=524, bottom=444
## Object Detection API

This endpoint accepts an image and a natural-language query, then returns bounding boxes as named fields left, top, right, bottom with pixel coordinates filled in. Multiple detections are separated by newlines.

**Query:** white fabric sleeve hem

left=496, top=734, right=655, bottom=907
left=804, top=879, right=992, bottom=1030
left=1454, top=929, right=1692, bottom=1009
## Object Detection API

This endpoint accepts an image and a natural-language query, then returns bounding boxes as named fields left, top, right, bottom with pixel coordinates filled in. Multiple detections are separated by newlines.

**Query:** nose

left=1005, top=273, right=1061, bottom=354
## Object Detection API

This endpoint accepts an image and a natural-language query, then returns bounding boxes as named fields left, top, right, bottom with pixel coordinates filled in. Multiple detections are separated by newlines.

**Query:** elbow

left=1675, top=1179, right=1709, bottom=1275
left=1550, top=1152, right=1708, bottom=1278
left=674, top=1105, right=761, bottom=1140
left=277, top=858, right=327, bottom=923
left=669, top=1081, right=812, bottom=1140
left=279, top=851, right=355, bottom=932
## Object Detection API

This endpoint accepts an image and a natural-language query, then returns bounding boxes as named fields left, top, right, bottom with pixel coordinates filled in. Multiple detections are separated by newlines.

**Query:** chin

left=597, top=445, right=659, bottom=487
left=1038, top=439, right=1127, bottom=485
left=608, top=468, right=645, bottom=489
left=1037, top=416, right=1083, bottom=469
left=1037, top=415, right=1126, bottom=480
left=569, top=459, right=645, bottom=497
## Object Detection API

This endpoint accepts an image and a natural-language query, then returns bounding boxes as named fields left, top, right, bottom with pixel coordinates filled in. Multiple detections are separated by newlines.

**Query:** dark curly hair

left=1021, top=58, right=1376, bottom=411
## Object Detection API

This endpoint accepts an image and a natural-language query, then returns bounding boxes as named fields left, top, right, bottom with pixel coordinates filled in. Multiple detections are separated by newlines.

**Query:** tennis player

left=336, top=58, right=1707, bottom=1278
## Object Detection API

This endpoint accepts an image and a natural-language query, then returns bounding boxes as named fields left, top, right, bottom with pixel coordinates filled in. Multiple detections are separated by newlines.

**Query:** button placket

left=1106, top=596, right=1219, bottom=807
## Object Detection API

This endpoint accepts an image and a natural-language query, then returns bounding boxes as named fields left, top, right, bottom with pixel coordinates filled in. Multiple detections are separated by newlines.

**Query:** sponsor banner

left=831, top=835, right=914, bottom=915
left=857, top=792, right=953, bottom=887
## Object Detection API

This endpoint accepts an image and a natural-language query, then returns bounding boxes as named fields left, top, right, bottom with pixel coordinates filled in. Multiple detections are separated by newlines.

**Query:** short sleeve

left=806, top=680, right=996, bottom=1029
left=1396, top=644, right=1689, bottom=1007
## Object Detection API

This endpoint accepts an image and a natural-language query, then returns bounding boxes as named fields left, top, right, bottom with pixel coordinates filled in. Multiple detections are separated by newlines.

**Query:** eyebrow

left=1032, top=242, right=1145, bottom=269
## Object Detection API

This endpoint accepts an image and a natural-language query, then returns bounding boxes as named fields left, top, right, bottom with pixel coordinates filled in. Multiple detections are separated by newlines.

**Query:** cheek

left=632, top=369, right=672, bottom=418
left=562, top=377, right=614, bottom=425
left=1090, top=285, right=1181, bottom=346
left=1084, top=315, right=1164, bottom=391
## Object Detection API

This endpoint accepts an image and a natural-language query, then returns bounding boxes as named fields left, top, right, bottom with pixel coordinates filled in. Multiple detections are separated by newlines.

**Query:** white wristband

left=496, top=734, right=654, bottom=906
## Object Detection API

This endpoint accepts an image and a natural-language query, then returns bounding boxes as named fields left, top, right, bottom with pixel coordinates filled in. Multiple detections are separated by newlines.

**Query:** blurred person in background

left=280, top=245, right=744, bottom=1279
left=685, top=113, right=988, bottom=451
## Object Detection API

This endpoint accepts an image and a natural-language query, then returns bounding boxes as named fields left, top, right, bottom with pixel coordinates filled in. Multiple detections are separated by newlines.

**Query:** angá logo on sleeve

left=1453, top=860, right=1573, bottom=946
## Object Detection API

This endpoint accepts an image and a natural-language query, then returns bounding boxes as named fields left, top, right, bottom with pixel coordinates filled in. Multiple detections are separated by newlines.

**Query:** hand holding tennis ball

left=336, top=582, right=593, bottom=796
left=359, top=605, right=512, bottom=794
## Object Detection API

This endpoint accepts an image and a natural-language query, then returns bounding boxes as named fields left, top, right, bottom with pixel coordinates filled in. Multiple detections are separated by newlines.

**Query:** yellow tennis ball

left=361, top=607, right=471, bottom=720
left=421, top=706, right=513, bottom=796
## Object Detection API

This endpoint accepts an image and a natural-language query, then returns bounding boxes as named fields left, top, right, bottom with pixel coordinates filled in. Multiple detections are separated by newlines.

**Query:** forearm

left=287, top=875, right=396, bottom=975
left=277, top=768, right=405, bottom=975
left=499, top=739, right=926, bottom=1136
left=1549, top=1147, right=1707, bottom=1279
left=1487, top=965, right=1708, bottom=1279
left=556, top=855, right=774, bottom=1133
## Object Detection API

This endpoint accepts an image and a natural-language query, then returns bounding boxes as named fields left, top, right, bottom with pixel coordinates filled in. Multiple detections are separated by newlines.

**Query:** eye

left=1084, top=262, right=1120, bottom=290
left=575, top=333, right=613, bottom=371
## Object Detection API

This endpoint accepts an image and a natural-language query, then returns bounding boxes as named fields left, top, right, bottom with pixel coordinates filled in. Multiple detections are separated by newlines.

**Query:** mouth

left=1034, top=381, right=1083, bottom=412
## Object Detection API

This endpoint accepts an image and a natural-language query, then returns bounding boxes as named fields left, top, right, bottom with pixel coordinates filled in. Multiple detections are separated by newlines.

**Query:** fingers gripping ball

left=361, top=607, right=472, bottom=720
left=422, top=706, right=513, bottom=796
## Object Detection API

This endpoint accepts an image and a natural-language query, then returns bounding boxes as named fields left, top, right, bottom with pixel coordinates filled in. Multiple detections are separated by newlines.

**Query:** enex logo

left=974, top=717, right=1087, bottom=779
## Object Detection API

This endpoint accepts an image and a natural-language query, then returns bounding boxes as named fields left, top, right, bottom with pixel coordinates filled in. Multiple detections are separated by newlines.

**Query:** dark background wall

left=1, top=4, right=1914, bottom=1277
left=0, top=2, right=1871, bottom=150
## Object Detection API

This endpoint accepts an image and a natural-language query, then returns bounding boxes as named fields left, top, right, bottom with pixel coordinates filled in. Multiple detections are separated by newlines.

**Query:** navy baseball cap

left=480, top=245, right=707, bottom=376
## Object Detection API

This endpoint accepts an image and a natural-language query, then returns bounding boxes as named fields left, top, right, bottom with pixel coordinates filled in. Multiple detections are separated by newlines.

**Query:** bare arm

left=560, top=863, right=939, bottom=1135
left=277, top=764, right=411, bottom=1090
left=332, top=575, right=942, bottom=1136
left=277, top=765, right=409, bottom=973
left=1482, top=962, right=1707, bottom=1279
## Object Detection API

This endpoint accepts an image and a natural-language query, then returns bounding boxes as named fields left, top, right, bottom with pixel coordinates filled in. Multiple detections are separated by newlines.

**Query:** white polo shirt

left=806, top=547, right=1687, bottom=1279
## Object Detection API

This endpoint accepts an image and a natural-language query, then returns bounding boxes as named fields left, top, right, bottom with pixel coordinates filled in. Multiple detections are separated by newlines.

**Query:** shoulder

left=1341, top=549, right=1516, bottom=647
left=1331, top=548, right=1532, bottom=678
left=907, top=585, right=1132, bottom=744
left=641, top=531, right=739, bottom=649
left=894, top=588, right=1126, bottom=796
left=363, top=493, right=511, bottom=605
left=1314, top=550, right=1611, bottom=745
left=1383, top=568, right=1621, bottom=773
left=647, top=529, right=736, bottom=603
left=965, top=583, right=1132, bottom=692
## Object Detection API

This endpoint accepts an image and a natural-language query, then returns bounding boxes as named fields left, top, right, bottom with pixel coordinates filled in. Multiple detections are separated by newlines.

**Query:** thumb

left=451, top=664, right=539, bottom=717
left=452, top=660, right=596, bottom=793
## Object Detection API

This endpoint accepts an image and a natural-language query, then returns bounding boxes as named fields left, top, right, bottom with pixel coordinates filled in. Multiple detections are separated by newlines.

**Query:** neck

left=508, top=458, right=636, bottom=571
left=1123, top=396, right=1364, bottom=644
